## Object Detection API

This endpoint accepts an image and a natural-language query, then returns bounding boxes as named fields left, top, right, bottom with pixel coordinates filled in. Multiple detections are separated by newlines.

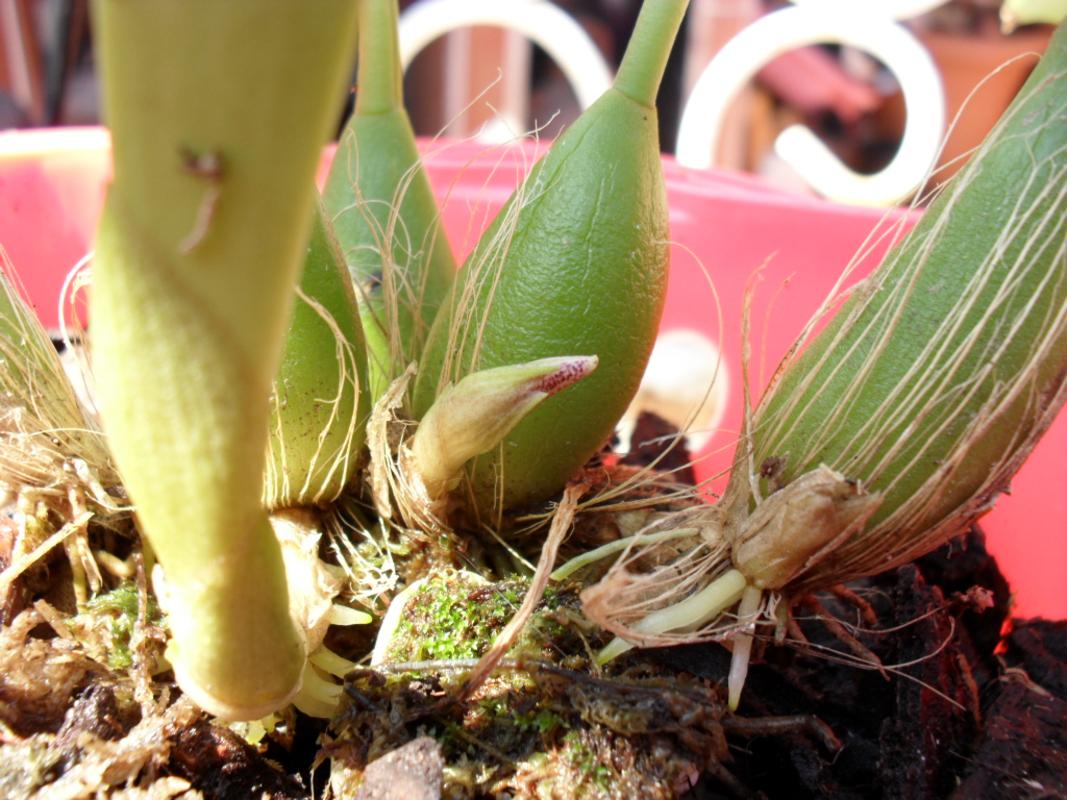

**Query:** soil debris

left=2, top=433, right=1065, bottom=800
left=950, top=675, right=1066, bottom=799
left=0, top=608, right=105, bottom=736
left=951, top=617, right=1067, bottom=799
left=169, top=716, right=307, bottom=800
left=619, top=411, right=696, bottom=485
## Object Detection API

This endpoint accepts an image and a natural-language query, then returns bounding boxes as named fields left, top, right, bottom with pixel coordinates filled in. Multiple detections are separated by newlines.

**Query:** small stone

left=355, top=736, right=444, bottom=800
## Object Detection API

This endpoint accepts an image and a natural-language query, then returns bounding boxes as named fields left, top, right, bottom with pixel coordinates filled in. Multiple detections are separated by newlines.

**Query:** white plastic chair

left=676, top=0, right=949, bottom=206
left=397, top=0, right=613, bottom=141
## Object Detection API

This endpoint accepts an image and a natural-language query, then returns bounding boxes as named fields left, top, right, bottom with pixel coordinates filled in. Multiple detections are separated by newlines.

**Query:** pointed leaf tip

left=409, top=355, right=598, bottom=501
left=532, top=355, right=599, bottom=396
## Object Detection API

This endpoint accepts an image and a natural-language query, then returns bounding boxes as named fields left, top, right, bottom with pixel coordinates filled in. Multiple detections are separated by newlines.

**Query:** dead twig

left=459, top=481, right=586, bottom=701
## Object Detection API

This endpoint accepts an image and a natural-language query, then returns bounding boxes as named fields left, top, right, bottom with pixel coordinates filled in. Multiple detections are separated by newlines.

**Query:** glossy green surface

left=412, top=0, right=690, bottom=516
left=413, top=88, right=669, bottom=514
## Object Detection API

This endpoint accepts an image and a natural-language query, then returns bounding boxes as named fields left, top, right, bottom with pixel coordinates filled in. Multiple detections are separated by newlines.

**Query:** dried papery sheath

left=0, top=262, right=120, bottom=606
left=271, top=508, right=369, bottom=719
left=583, top=471, right=880, bottom=664
left=729, top=466, right=882, bottom=591
left=0, top=263, right=116, bottom=503
left=579, top=20, right=1067, bottom=705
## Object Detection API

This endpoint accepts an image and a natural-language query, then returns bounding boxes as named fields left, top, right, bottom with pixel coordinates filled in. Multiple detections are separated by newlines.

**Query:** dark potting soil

left=4, top=410, right=1064, bottom=798
left=11, top=530, right=1060, bottom=799
left=324, top=530, right=1065, bottom=800
left=618, top=412, right=1067, bottom=798
left=647, top=528, right=1066, bottom=800
left=619, top=410, right=697, bottom=485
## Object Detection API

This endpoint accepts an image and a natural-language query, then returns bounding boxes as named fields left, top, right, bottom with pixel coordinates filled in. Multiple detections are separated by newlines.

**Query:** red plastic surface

left=1, top=127, right=1062, bottom=619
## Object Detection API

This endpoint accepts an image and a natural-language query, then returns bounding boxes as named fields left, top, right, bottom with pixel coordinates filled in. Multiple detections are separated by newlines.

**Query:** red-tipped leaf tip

left=533, top=355, right=598, bottom=396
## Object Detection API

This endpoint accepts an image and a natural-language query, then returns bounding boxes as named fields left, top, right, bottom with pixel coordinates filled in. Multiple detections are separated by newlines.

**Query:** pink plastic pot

left=1, top=127, right=1062, bottom=619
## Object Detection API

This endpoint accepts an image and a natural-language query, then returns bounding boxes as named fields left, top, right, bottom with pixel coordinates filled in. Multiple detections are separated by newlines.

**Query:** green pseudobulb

left=414, top=1, right=691, bottom=515
left=266, top=201, right=369, bottom=509
left=323, top=0, right=456, bottom=402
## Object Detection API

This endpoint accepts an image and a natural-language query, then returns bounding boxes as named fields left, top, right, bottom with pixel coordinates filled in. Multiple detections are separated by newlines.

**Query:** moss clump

left=558, top=730, right=615, bottom=793
left=400, top=572, right=510, bottom=661
left=508, top=727, right=694, bottom=799
left=375, top=569, right=580, bottom=664
left=68, top=581, right=163, bottom=671
left=332, top=571, right=725, bottom=798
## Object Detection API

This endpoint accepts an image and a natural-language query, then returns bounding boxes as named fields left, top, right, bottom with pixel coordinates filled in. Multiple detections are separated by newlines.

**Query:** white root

left=727, top=584, right=763, bottom=711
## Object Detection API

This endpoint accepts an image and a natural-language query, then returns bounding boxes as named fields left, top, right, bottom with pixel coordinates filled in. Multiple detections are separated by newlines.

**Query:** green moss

left=340, top=571, right=716, bottom=795
left=561, top=731, right=614, bottom=793
left=519, top=707, right=565, bottom=736
left=380, top=570, right=575, bottom=664
left=69, top=581, right=163, bottom=671
left=396, top=577, right=496, bottom=661
left=474, top=694, right=564, bottom=741
left=335, top=648, right=714, bottom=798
